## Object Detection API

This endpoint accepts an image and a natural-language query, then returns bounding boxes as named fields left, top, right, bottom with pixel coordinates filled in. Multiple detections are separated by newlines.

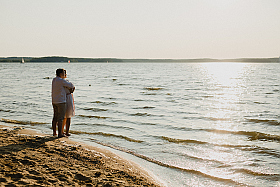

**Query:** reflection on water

left=202, top=62, right=247, bottom=86
left=202, top=63, right=248, bottom=132
left=0, top=62, right=280, bottom=186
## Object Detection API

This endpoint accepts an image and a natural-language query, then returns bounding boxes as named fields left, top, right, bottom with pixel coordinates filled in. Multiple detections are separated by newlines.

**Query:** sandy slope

left=0, top=126, right=163, bottom=186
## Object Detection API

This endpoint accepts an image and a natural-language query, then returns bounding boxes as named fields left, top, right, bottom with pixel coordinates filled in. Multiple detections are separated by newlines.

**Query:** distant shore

left=0, top=56, right=279, bottom=63
left=0, top=125, right=163, bottom=186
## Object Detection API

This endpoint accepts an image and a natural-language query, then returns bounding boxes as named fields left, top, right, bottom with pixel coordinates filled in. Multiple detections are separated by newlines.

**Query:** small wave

left=0, top=118, right=47, bottom=126
left=108, top=97, right=116, bottom=100
left=74, top=122, right=110, bottom=127
left=132, top=106, right=155, bottom=109
left=166, top=126, right=195, bottom=132
left=19, top=102, right=38, bottom=106
left=130, top=113, right=151, bottom=117
left=158, top=131, right=280, bottom=156
left=167, top=100, right=177, bottom=103
left=0, top=109, right=14, bottom=113
left=78, top=115, right=109, bottom=119
left=240, top=146, right=280, bottom=158
left=185, top=88, right=201, bottom=91
left=134, top=99, right=144, bottom=102
left=142, top=93, right=157, bottom=96
left=90, top=101, right=117, bottom=106
left=144, top=87, right=164, bottom=91
left=205, top=129, right=280, bottom=142
left=70, top=130, right=143, bottom=143
left=83, top=107, right=108, bottom=112
left=233, top=168, right=280, bottom=179
left=204, top=129, right=242, bottom=135
left=247, top=132, right=280, bottom=142
left=143, top=106, right=155, bottom=109
left=160, top=136, right=207, bottom=144
left=74, top=122, right=135, bottom=130
left=140, top=122, right=157, bottom=126
left=91, top=140, right=245, bottom=186
left=173, top=151, right=225, bottom=165
left=201, top=95, right=214, bottom=98
left=253, top=101, right=268, bottom=104
left=205, top=117, right=232, bottom=121
left=246, top=118, right=280, bottom=126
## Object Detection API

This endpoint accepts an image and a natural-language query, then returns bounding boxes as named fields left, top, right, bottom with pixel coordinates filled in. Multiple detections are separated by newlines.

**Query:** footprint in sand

left=75, top=173, right=92, bottom=183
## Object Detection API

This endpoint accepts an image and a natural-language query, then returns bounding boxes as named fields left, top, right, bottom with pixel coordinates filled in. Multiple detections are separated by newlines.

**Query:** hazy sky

left=1, top=0, right=280, bottom=59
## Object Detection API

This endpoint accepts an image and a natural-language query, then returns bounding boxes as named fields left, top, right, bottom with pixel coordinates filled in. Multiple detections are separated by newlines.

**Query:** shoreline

left=0, top=125, right=164, bottom=186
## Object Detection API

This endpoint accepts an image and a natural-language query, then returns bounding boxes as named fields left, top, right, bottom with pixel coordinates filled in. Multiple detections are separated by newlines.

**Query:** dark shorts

left=52, top=103, right=66, bottom=122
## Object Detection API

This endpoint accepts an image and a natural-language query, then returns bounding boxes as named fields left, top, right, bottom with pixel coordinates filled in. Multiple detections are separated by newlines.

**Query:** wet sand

left=0, top=125, right=163, bottom=186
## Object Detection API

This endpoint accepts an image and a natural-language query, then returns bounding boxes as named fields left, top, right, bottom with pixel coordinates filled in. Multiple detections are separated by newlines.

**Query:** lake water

left=0, top=62, right=280, bottom=186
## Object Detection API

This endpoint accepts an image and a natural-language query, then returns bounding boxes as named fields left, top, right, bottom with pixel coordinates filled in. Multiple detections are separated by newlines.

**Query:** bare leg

left=62, top=118, right=67, bottom=134
left=58, top=120, right=65, bottom=138
left=65, top=118, right=71, bottom=136
left=52, top=120, right=57, bottom=136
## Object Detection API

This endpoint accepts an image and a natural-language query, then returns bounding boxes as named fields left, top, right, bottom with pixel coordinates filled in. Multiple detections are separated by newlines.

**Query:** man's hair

left=56, top=69, right=64, bottom=77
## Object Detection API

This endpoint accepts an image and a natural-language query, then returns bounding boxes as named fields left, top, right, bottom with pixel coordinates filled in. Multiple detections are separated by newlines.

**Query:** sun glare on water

left=202, top=62, right=247, bottom=87
left=201, top=62, right=249, bottom=132
left=196, top=62, right=252, bottom=182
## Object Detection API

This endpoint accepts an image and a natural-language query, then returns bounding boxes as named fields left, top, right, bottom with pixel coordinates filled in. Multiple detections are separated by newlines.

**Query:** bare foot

left=58, top=134, right=67, bottom=138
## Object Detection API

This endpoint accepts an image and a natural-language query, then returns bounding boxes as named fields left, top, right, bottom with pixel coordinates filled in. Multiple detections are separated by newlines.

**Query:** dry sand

left=0, top=125, right=163, bottom=186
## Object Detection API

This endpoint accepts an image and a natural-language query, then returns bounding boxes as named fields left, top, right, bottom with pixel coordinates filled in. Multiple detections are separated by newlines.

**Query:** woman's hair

left=56, top=69, right=64, bottom=76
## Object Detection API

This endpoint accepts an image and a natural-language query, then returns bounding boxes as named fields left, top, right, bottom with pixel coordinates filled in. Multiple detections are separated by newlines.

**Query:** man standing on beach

left=52, top=69, right=75, bottom=138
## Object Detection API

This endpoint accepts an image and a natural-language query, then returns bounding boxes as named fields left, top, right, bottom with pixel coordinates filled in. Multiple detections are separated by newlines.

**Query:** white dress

left=65, top=88, right=75, bottom=118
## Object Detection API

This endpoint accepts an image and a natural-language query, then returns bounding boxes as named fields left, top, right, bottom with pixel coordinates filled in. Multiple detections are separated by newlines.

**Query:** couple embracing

left=51, top=68, right=75, bottom=138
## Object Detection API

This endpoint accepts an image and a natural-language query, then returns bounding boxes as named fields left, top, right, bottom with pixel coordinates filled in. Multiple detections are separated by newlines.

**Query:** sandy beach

left=0, top=125, right=163, bottom=187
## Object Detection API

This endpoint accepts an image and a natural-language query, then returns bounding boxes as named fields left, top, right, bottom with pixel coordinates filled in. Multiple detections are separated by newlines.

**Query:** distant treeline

left=0, top=56, right=123, bottom=63
left=0, top=56, right=279, bottom=63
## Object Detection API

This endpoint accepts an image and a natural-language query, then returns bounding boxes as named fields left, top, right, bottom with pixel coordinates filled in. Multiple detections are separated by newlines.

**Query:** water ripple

left=0, top=118, right=47, bottom=125
left=70, top=130, right=144, bottom=143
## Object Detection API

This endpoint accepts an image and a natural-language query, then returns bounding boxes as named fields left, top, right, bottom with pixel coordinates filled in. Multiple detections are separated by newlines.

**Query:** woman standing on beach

left=62, top=70, right=75, bottom=136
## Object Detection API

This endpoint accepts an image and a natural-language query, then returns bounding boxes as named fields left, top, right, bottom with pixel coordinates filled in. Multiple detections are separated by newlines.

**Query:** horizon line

left=0, top=56, right=279, bottom=60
